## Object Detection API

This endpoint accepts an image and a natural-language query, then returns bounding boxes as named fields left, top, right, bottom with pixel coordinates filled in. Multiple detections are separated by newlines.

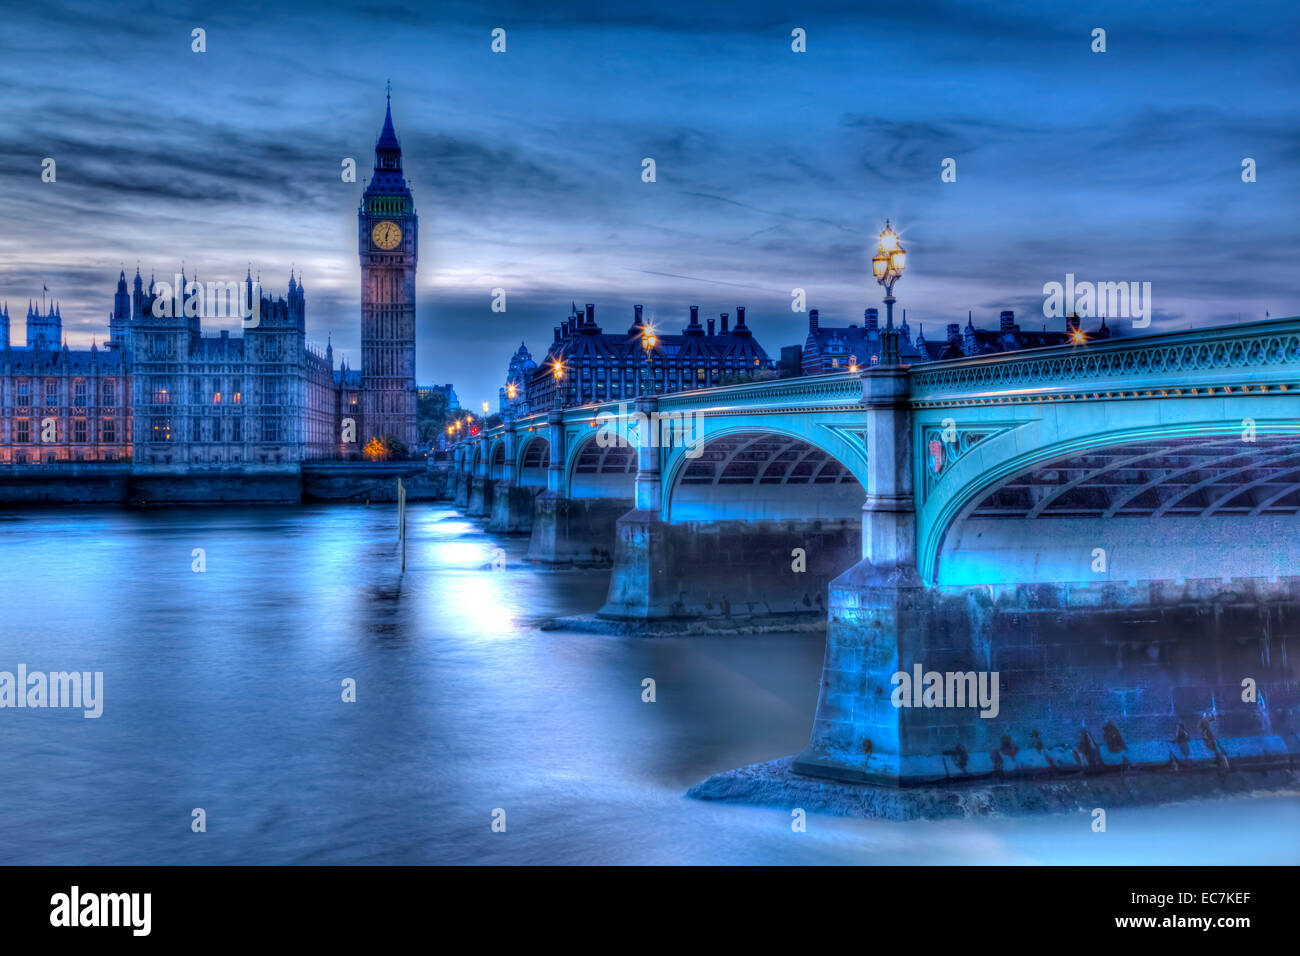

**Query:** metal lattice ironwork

left=679, top=433, right=859, bottom=486
left=970, top=435, right=1300, bottom=519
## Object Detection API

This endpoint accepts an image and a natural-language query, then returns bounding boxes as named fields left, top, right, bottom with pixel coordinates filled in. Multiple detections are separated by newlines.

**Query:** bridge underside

left=602, top=432, right=863, bottom=619
left=525, top=438, right=634, bottom=566
left=798, top=433, right=1300, bottom=786
left=489, top=437, right=549, bottom=533
left=938, top=435, right=1300, bottom=585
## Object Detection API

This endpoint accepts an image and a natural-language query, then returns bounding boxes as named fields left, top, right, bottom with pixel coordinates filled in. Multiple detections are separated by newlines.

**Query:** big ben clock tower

left=359, top=85, right=418, bottom=450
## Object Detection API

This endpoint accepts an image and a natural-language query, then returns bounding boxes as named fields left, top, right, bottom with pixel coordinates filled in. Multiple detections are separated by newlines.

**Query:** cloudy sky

left=1, top=0, right=1296, bottom=405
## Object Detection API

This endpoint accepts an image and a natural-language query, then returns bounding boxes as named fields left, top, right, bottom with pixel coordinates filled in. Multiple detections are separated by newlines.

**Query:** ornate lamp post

left=640, top=324, right=658, bottom=395
left=872, top=219, right=908, bottom=366
left=551, top=356, right=566, bottom=409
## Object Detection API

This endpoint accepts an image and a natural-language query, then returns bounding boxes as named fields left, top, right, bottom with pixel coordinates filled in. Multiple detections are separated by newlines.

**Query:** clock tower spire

left=358, top=84, right=419, bottom=451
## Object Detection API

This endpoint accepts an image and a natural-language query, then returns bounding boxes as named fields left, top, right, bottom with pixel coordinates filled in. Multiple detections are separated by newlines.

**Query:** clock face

left=372, top=220, right=402, bottom=250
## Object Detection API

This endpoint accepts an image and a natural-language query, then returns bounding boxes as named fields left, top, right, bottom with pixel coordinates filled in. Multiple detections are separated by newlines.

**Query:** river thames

left=0, top=505, right=1296, bottom=865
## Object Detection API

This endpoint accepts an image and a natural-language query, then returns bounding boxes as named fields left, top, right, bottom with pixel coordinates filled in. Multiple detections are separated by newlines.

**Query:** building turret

left=111, top=270, right=130, bottom=347
left=25, top=297, right=62, bottom=350
left=132, top=266, right=145, bottom=319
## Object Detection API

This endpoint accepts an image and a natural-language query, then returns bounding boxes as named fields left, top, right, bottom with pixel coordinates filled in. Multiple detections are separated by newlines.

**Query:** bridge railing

left=909, top=316, right=1300, bottom=401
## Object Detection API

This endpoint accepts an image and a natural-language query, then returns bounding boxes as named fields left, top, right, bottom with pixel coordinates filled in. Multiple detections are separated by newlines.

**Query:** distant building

left=418, top=383, right=459, bottom=410
left=499, top=342, right=536, bottom=415
left=801, top=307, right=923, bottom=375
left=913, top=311, right=1111, bottom=361
left=524, top=303, right=773, bottom=408
left=801, top=308, right=1113, bottom=374
left=0, top=94, right=423, bottom=468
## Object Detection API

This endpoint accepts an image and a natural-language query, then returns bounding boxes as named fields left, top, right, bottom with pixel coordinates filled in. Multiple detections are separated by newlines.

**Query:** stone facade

left=0, top=97, right=417, bottom=472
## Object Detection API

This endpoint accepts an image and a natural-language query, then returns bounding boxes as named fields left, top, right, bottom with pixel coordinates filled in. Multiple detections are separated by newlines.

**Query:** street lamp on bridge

left=551, top=356, right=566, bottom=408
left=640, top=323, right=658, bottom=395
left=872, top=219, right=907, bottom=366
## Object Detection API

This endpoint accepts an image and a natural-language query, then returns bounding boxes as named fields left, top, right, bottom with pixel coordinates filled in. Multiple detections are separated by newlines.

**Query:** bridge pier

left=465, top=436, right=489, bottom=516
left=467, top=474, right=495, bottom=517
left=453, top=467, right=470, bottom=509
left=489, top=482, right=540, bottom=533
left=599, top=515, right=858, bottom=619
left=522, top=407, right=629, bottom=565
left=793, top=574, right=1300, bottom=785
left=524, top=492, right=630, bottom=567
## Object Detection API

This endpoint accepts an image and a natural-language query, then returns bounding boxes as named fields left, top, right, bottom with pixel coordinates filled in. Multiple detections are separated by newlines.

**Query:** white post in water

left=397, top=477, right=407, bottom=572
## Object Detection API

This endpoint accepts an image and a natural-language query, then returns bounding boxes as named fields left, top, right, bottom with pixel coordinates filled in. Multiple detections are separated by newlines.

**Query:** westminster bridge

left=449, top=317, right=1300, bottom=787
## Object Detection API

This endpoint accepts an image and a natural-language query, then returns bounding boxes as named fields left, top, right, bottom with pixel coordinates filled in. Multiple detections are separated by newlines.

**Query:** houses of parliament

left=0, top=95, right=419, bottom=470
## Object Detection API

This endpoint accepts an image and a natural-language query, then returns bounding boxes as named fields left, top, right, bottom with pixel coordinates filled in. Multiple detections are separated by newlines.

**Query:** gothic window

left=152, top=378, right=171, bottom=404
left=102, top=419, right=115, bottom=443
left=74, top=381, right=87, bottom=405
left=232, top=420, right=242, bottom=442
left=44, top=381, right=57, bottom=406
left=192, top=419, right=201, bottom=442
left=150, top=418, right=172, bottom=442
left=101, top=381, right=113, bottom=405
left=17, top=380, right=28, bottom=403
left=74, top=420, right=87, bottom=443
left=16, top=420, right=30, bottom=443
left=191, top=380, right=202, bottom=404
left=262, top=418, right=279, bottom=442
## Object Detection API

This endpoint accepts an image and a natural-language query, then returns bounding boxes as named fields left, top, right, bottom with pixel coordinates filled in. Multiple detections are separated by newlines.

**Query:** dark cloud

left=0, top=0, right=1295, bottom=399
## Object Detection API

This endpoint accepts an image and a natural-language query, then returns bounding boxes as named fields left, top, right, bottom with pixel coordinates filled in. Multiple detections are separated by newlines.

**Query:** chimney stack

left=809, top=308, right=820, bottom=333
left=707, top=318, right=715, bottom=336
left=1000, top=310, right=1015, bottom=333
left=865, top=308, right=879, bottom=331
left=946, top=322, right=960, bottom=341
left=554, top=326, right=562, bottom=342
left=584, top=303, right=595, bottom=326
left=720, top=313, right=729, bottom=334
left=736, top=306, right=747, bottom=329
left=634, top=304, right=643, bottom=325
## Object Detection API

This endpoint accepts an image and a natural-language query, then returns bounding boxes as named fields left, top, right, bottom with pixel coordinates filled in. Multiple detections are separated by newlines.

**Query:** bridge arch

left=664, top=426, right=865, bottom=522
left=566, top=429, right=636, bottom=499
left=925, top=417, right=1300, bottom=586
left=488, top=440, right=507, bottom=480
left=516, top=434, right=550, bottom=488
